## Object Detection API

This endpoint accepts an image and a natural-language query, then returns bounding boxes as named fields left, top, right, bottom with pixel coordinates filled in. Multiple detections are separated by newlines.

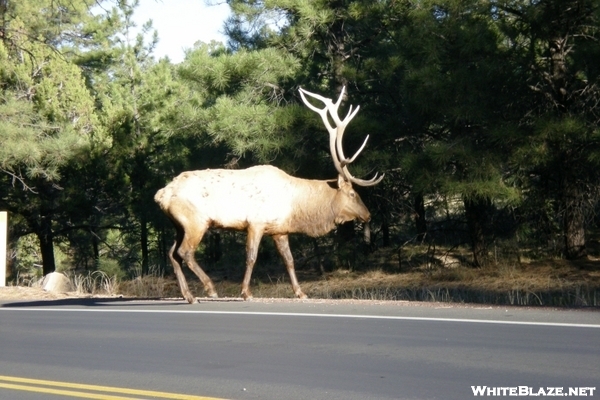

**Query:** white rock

left=41, top=272, right=73, bottom=293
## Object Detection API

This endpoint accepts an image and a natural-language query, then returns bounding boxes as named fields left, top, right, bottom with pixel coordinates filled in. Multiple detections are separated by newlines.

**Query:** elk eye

left=349, top=191, right=356, bottom=198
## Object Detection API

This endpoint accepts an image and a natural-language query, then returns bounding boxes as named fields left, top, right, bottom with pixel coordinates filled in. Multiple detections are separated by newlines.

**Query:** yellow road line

left=0, top=382, right=143, bottom=400
left=0, top=375, right=227, bottom=400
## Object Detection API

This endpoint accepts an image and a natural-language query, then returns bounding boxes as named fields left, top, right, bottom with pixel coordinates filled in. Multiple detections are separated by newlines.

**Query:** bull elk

left=154, top=87, right=383, bottom=303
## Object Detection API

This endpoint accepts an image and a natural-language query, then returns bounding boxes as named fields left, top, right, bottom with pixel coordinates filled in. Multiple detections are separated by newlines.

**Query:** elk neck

left=287, top=178, right=341, bottom=237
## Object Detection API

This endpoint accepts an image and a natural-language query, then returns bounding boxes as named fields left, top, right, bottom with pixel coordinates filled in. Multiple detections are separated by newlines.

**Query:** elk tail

left=154, top=187, right=169, bottom=210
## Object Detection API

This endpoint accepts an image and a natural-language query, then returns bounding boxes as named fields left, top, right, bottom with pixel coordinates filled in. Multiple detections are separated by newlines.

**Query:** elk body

left=155, top=87, right=383, bottom=302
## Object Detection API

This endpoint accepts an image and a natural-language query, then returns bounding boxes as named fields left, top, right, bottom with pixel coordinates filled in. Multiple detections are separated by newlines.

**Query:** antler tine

left=342, top=167, right=385, bottom=187
left=299, top=87, right=345, bottom=177
left=299, top=89, right=331, bottom=118
left=336, top=115, right=364, bottom=167
left=333, top=85, right=345, bottom=110
left=299, top=88, right=338, bottom=134
left=300, top=86, right=383, bottom=187
left=339, top=133, right=385, bottom=187
left=328, top=89, right=374, bottom=185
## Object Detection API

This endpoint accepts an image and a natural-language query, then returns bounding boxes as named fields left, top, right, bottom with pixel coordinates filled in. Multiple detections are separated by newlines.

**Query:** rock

left=41, top=272, right=73, bottom=293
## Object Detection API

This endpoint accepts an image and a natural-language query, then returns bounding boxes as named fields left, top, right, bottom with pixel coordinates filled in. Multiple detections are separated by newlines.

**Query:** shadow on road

left=0, top=297, right=196, bottom=308
left=1, top=294, right=246, bottom=308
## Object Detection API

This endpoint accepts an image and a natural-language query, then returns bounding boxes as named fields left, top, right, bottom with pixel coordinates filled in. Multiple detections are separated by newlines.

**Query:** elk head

left=299, top=86, right=384, bottom=187
left=333, top=175, right=371, bottom=224
left=299, top=86, right=384, bottom=228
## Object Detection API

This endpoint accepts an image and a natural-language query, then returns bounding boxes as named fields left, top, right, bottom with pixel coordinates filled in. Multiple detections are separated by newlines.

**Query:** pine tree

left=0, top=0, right=103, bottom=274
left=83, top=0, right=191, bottom=276
left=178, top=43, right=302, bottom=166
left=383, top=0, right=521, bottom=265
left=498, top=0, right=600, bottom=259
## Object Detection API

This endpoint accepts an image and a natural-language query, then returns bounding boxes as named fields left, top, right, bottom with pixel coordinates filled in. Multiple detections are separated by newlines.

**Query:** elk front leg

left=186, top=258, right=218, bottom=299
left=177, top=223, right=218, bottom=301
left=241, top=227, right=264, bottom=300
left=273, top=234, right=307, bottom=299
left=168, top=238, right=196, bottom=304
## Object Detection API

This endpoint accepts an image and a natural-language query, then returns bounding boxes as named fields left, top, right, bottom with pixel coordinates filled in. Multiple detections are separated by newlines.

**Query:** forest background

left=1, top=0, right=599, bottom=306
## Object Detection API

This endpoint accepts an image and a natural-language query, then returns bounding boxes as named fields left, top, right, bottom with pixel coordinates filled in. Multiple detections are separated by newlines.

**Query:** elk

left=154, top=87, right=383, bottom=303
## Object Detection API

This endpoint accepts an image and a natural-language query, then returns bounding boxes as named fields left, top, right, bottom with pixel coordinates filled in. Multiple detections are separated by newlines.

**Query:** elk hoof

left=184, top=294, right=196, bottom=304
left=297, top=292, right=308, bottom=300
left=241, top=292, right=253, bottom=301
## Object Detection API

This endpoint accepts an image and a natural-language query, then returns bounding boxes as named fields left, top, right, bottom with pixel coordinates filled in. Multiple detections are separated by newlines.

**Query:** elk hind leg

left=176, top=222, right=218, bottom=300
left=273, top=234, right=307, bottom=299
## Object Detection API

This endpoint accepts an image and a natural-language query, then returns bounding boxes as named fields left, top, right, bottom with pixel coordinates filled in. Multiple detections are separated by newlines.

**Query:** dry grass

left=244, top=262, right=599, bottom=306
left=0, top=272, right=121, bottom=301
left=3, top=246, right=599, bottom=307
left=109, top=253, right=600, bottom=307
left=69, top=271, right=120, bottom=296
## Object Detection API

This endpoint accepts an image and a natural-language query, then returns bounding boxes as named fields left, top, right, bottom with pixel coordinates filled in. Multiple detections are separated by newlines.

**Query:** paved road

left=0, top=299, right=598, bottom=399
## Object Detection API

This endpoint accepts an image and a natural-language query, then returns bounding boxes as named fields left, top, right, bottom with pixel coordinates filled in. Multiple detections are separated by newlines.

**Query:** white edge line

left=1, top=307, right=599, bottom=328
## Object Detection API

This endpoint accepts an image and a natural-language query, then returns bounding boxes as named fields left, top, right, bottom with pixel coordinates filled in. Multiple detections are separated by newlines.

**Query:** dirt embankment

left=0, top=286, right=82, bottom=301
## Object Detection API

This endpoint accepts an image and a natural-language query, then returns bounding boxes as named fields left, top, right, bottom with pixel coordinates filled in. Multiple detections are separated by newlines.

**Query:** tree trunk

left=562, top=179, right=586, bottom=259
left=208, top=231, right=222, bottom=264
left=140, top=214, right=149, bottom=276
left=38, top=213, right=56, bottom=275
left=92, top=231, right=99, bottom=270
left=463, top=196, right=491, bottom=267
left=158, top=225, right=168, bottom=275
left=335, top=221, right=355, bottom=268
left=313, top=239, right=326, bottom=275
left=0, top=0, right=7, bottom=41
left=381, top=217, right=390, bottom=247
left=6, top=222, right=15, bottom=280
left=414, top=193, right=427, bottom=242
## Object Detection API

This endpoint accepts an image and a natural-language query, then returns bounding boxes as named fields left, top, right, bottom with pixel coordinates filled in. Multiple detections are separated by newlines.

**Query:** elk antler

left=299, top=86, right=384, bottom=187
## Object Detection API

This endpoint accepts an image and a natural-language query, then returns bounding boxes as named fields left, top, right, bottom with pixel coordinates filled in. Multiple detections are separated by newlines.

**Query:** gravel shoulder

left=2, top=285, right=599, bottom=312
left=0, top=286, right=90, bottom=301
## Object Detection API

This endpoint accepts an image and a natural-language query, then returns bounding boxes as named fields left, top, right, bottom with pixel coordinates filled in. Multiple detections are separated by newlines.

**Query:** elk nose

left=362, top=211, right=371, bottom=223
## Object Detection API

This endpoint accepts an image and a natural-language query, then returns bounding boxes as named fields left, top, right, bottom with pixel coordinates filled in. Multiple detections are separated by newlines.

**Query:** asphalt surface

left=0, top=299, right=598, bottom=399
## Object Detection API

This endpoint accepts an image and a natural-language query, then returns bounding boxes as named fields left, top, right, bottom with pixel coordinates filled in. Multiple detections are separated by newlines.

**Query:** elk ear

left=337, top=174, right=350, bottom=189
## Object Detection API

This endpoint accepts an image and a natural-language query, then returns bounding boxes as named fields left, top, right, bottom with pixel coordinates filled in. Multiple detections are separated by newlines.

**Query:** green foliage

left=497, top=0, right=600, bottom=259
left=0, top=41, right=97, bottom=182
left=3, top=0, right=600, bottom=283
left=178, top=44, right=302, bottom=164
left=97, top=258, right=127, bottom=281
left=11, top=234, right=42, bottom=280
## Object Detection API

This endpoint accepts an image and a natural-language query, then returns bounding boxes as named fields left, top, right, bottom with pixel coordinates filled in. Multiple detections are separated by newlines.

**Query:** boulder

left=41, top=272, right=73, bottom=293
